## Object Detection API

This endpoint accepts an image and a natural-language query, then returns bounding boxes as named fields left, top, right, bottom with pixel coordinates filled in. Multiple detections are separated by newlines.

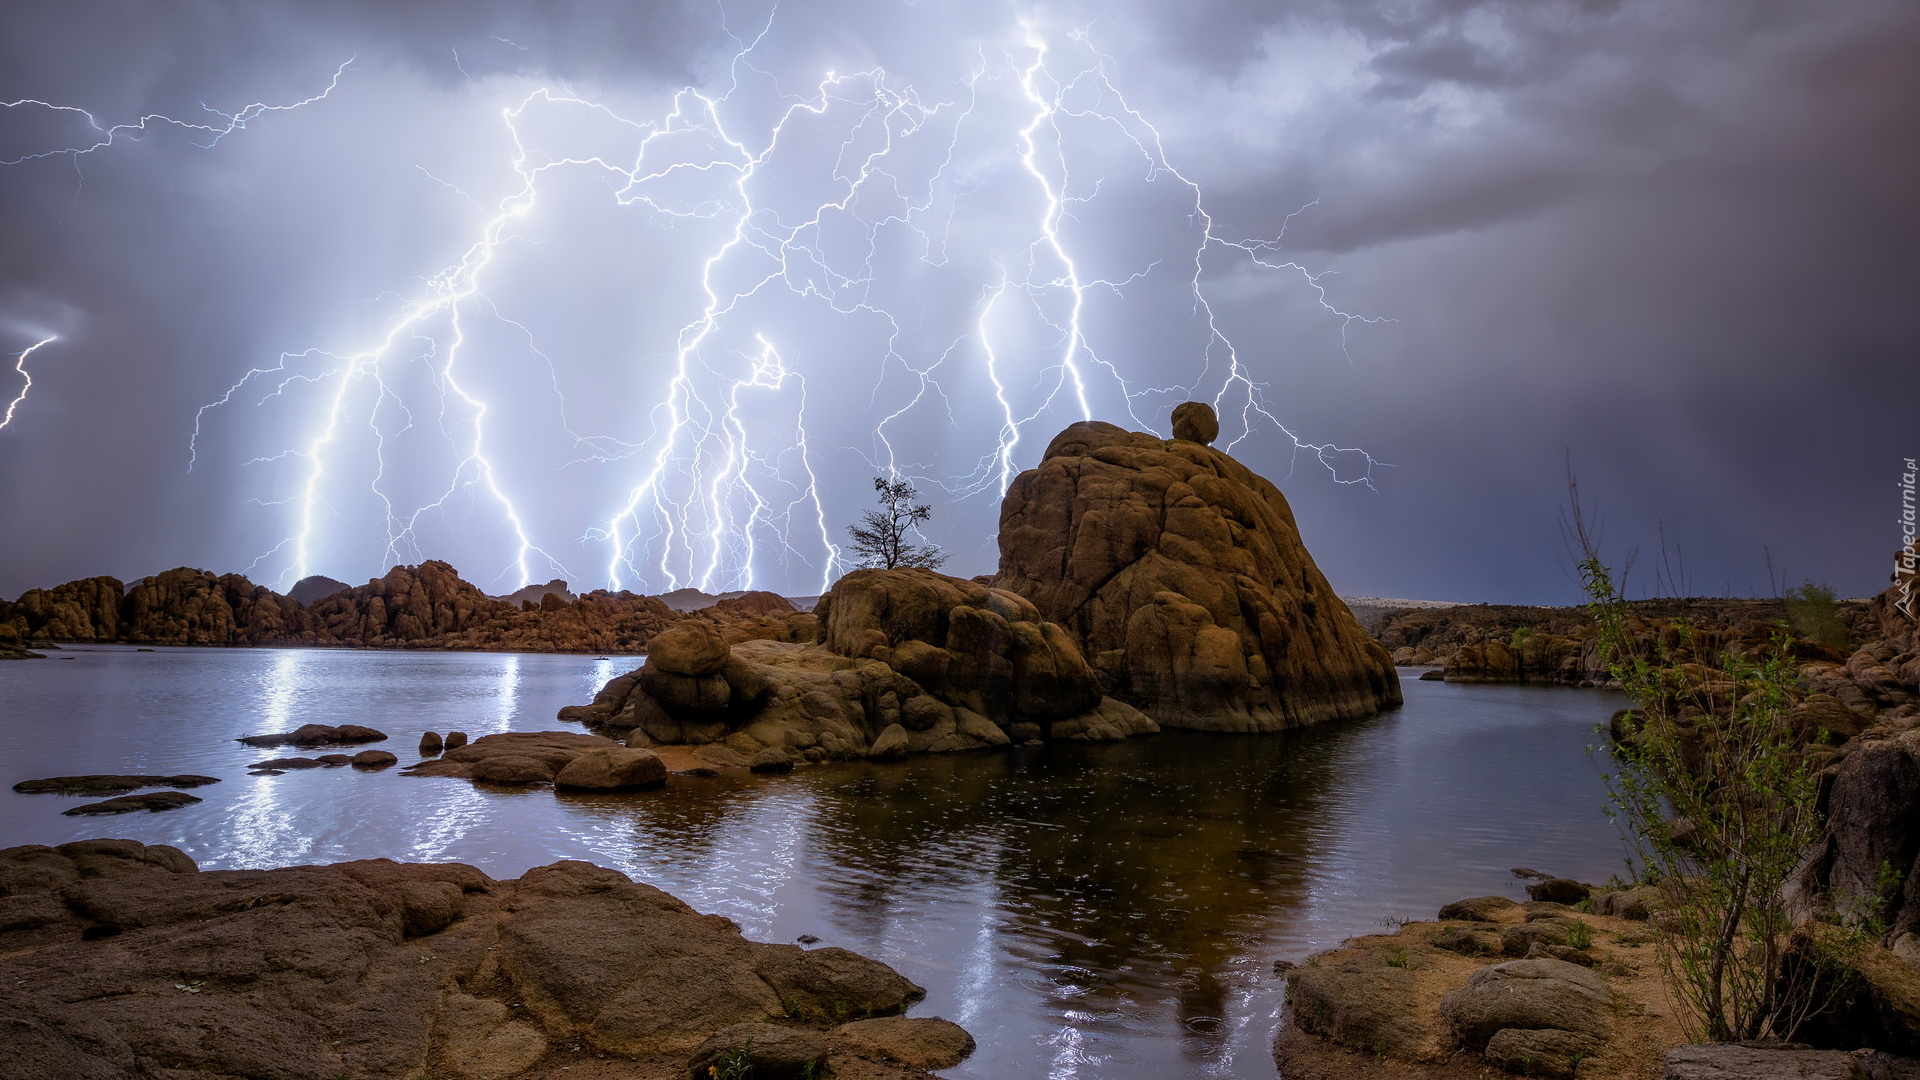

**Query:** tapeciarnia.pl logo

left=1898, top=457, right=1917, bottom=619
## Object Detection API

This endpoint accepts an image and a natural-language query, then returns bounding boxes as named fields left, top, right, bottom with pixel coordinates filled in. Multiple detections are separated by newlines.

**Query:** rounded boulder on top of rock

left=444, top=730, right=468, bottom=750
left=1170, top=400, right=1220, bottom=445
left=552, top=747, right=667, bottom=791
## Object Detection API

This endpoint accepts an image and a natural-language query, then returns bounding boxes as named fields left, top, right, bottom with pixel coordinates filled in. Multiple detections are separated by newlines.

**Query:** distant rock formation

left=494, top=578, right=574, bottom=607
left=994, top=408, right=1401, bottom=731
left=286, top=574, right=349, bottom=606
left=0, top=560, right=814, bottom=654
left=0, top=840, right=958, bottom=1079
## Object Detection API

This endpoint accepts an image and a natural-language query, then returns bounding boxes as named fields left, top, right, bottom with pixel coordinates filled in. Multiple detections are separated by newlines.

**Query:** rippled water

left=0, top=645, right=1629, bottom=1078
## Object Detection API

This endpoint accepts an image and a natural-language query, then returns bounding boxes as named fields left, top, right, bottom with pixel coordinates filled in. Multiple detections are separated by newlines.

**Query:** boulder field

left=0, top=839, right=971, bottom=1079
left=564, top=569, right=1159, bottom=762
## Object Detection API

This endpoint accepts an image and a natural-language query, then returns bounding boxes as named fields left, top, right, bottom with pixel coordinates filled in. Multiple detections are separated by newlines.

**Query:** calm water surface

left=0, top=646, right=1629, bottom=1079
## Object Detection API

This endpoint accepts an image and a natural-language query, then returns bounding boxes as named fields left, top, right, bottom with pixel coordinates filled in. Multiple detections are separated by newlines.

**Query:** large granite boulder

left=0, top=842, right=947, bottom=1078
left=994, top=411, right=1400, bottom=730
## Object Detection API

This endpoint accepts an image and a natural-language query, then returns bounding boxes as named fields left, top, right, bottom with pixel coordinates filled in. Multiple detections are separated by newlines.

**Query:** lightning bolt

left=0, top=336, right=56, bottom=431
left=9, top=10, right=1391, bottom=596
left=1, top=61, right=353, bottom=200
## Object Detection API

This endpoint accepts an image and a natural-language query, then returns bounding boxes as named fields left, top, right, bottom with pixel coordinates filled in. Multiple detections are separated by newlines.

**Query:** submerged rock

left=60, top=791, right=202, bottom=815
left=12, top=774, right=219, bottom=795
left=993, top=411, right=1400, bottom=730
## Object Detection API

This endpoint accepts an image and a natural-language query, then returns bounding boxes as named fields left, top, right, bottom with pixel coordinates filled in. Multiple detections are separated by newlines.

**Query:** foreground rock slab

left=0, top=839, right=956, bottom=1079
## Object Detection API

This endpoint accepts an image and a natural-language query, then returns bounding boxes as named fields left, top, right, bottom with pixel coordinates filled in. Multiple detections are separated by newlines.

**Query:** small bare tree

left=847, top=476, right=948, bottom=570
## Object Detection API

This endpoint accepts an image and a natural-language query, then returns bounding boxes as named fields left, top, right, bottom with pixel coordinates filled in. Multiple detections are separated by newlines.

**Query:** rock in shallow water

left=12, top=774, right=219, bottom=795
left=60, top=790, right=202, bottom=815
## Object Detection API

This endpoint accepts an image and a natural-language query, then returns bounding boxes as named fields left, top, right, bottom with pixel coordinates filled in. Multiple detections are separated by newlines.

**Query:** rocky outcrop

left=0, top=561, right=816, bottom=655
left=993, top=410, right=1399, bottom=730
left=572, top=567, right=1159, bottom=761
left=0, top=840, right=952, bottom=1079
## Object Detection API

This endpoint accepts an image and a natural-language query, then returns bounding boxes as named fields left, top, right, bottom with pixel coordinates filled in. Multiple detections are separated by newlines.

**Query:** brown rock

left=1169, top=400, right=1220, bottom=445
left=686, top=1023, right=828, bottom=1080
left=470, top=756, right=557, bottom=784
left=12, top=774, right=219, bottom=795
left=816, top=566, right=1106, bottom=728
left=0, top=845, right=946, bottom=1077
left=1438, top=895, right=1520, bottom=922
left=60, top=791, right=202, bottom=815
left=994, top=420, right=1401, bottom=730
left=833, top=1015, right=976, bottom=1070
left=645, top=620, right=731, bottom=677
left=419, top=731, right=444, bottom=755
left=444, top=730, right=469, bottom=750
left=250, top=757, right=324, bottom=770
left=1285, top=945, right=1428, bottom=1057
left=749, top=747, right=795, bottom=773
left=351, top=750, right=399, bottom=769
left=1439, top=958, right=1613, bottom=1050
left=552, top=747, right=667, bottom=791
left=1526, top=878, right=1592, bottom=904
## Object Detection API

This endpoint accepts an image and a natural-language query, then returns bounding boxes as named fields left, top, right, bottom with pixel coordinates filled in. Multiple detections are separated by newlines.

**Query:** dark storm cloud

left=0, top=0, right=1914, bottom=604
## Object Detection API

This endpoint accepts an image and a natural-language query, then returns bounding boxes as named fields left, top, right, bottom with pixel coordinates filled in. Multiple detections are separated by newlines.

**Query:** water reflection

left=491, top=653, right=521, bottom=732
left=0, top=650, right=1625, bottom=1080
left=259, top=648, right=306, bottom=733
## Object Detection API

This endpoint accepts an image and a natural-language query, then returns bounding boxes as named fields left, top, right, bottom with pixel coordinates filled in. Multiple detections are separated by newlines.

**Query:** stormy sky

left=1, top=0, right=1913, bottom=605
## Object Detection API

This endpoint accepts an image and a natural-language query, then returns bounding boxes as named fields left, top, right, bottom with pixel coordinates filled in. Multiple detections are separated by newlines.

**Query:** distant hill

left=286, top=575, right=349, bottom=607
left=495, top=579, right=574, bottom=607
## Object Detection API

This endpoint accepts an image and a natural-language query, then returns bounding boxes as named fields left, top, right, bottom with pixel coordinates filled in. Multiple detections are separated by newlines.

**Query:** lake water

left=0, top=645, right=1629, bottom=1079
